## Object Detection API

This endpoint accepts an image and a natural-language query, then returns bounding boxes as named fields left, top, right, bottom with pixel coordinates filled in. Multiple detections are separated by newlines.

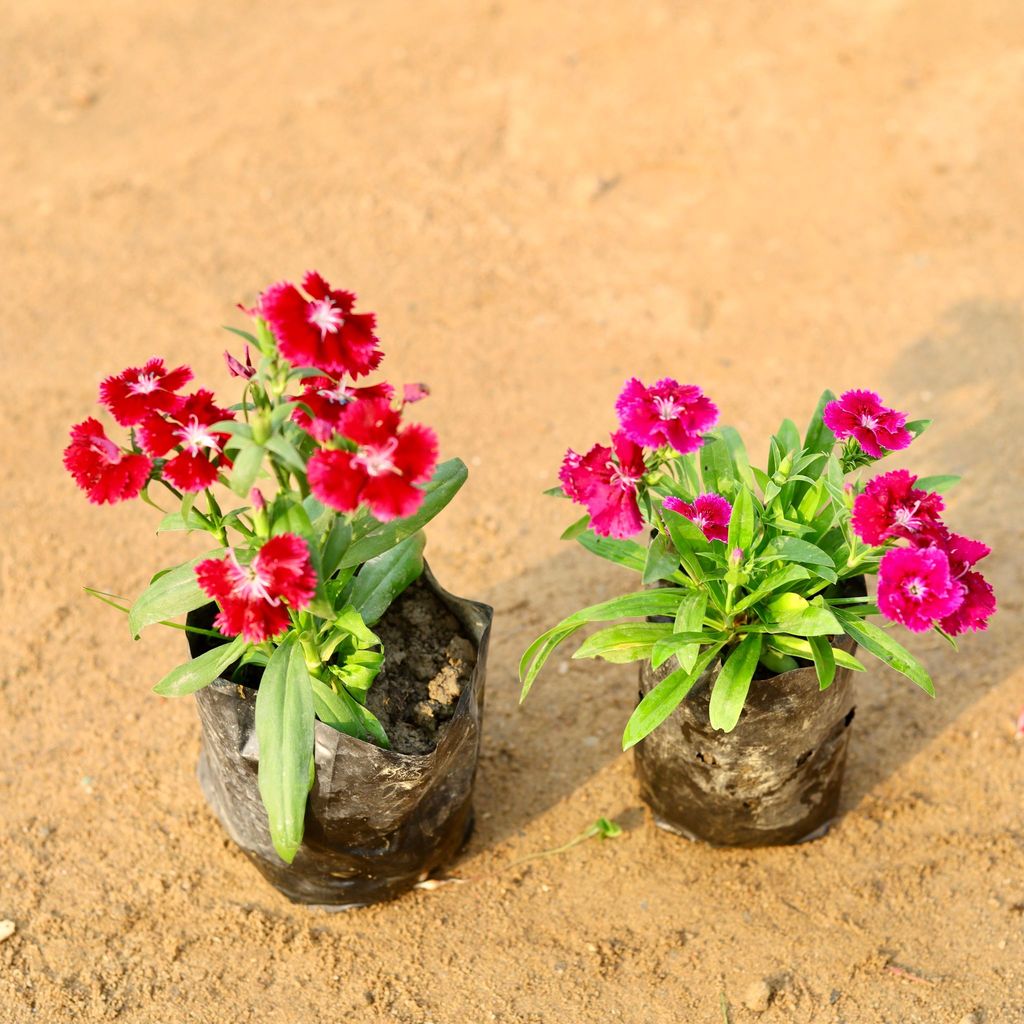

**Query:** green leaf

left=311, top=675, right=390, bottom=747
left=519, top=588, right=694, bottom=700
left=331, top=648, right=384, bottom=704
left=153, top=636, right=246, bottom=696
left=905, top=418, right=931, bottom=438
left=764, top=597, right=844, bottom=636
left=768, top=634, right=865, bottom=672
left=572, top=622, right=674, bottom=664
left=834, top=611, right=935, bottom=696
left=708, top=633, right=763, bottom=732
left=803, top=389, right=838, bottom=453
left=256, top=637, right=316, bottom=863
left=651, top=630, right=720, bottom=670
left=348, top=533, right=425, bottom=626
left=669, top=591, right=708, bottom=670
left=642, top=533, right=680, bottom=584
left=763, top=537, right=836, bottom=570
left=228, top=442, right=265, bottom=497
left=128, top=549, right=226, bottom=639
left=265, top=434, right=307, bottom=474
left=622, top=642, right=725, bottom=749
left=730, top=565, right=811, bottom=614
left=157, top=508, right=211, bottom=533
left=338, top=459, right=467, bottom=567
left=718, top=426, right=756, bottom=491
left=560, top=514, right=590, bottom=541
left=727, top=485, right=755, bottom=553
left=915, top=474, right=960, bottom=494
left=576, top=530, right=648, bottom=572
left=321, top=517, right=351, bottom=578
left=808, top=635, right=836, bottom=690
left=699, top=436, right=738, bottom=498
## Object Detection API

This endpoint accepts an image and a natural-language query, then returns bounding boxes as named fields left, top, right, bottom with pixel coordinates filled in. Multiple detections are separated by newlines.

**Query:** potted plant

left=64, top=272, right=492, bottom=906
left=520, top=379, right=995, bottom=846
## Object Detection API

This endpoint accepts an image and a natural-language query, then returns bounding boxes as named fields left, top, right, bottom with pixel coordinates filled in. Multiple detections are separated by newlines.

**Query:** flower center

left=608, top=460, right=640, bottom=491
left=317, top=382, right=352, bottom=405
left=307, top=298, right=345, bottom=337
left=693, top=513, right=708, bottom=531
left=892, top=502, right=921, bottom=531
left=227, top=552, right=278, bottom=604
left=90, top=436, right=123, bottom=463
left=653, top=395, right=682, bottom=420
left=176, top=417, right=221, bottom=456
left=353, top=437, right=400, bottom=477
left=128, top=372, right=162, bottom=396
left=859, top=413, right=878, bottom=430
left=903, top=577, right=928, bottom=600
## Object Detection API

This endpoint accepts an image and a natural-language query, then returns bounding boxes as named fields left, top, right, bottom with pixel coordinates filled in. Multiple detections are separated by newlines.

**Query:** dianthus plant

left=65, top=272, right=466, bottom=862
left=520, top=380, right=995, bottom=749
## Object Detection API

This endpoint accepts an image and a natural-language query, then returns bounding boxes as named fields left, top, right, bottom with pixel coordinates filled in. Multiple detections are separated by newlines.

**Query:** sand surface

left=2, top=1, right=1023, bottom=1021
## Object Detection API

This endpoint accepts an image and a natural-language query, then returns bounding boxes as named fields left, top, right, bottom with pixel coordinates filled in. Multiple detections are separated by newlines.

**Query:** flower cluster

left=559, top=378, right=719, bottom=539
left=63, top=357, right=229, bottom=502
left=65, top=271, right=446, bottom=643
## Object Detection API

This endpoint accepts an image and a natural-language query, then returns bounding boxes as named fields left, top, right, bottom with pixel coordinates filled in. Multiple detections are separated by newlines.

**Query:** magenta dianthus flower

left=559, top=431, right=645, bottom=539
left=851, top=470, right=945, bottom=546
left=615, top=378, right=718, bottom=455
left=822, top=389, right=912, bottom=459
left=877, top=545, right=965, bottom=634
left=663, top=493, right=732, bottom=543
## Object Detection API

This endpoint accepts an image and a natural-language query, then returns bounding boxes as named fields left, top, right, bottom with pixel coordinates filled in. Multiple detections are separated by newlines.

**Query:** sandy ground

left=1, top=1, right=1023, bottom=1021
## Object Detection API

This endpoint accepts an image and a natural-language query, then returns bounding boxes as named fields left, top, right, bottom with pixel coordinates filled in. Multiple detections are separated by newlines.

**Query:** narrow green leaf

left=349, top=533, right=425, bottom=626
left=128, top=549, right=226, bottom=639
left=670, top=591, right=708, bottom=670
left=338, top=459, right=467, bottom=567
left=727, top=485, right=755, bottom=553
left=699, top=436, right=738, bottom=498
left=808, top=635, right=836, bottom=690
left=153, top=636, right=246, bottom=696
left=576, top=530, right=648, bottom=572
left=708, top=634, right=763, bottom=732
left=572, top=622, right=674, bottom=664
left=651, top=630, right=721, bottom=670
left=228, top=443, right=265, bottom=497
left=763, top=537, right=836, bottom=569
left=622, top=642, right=725, bottom=750
left=718, top=426, right=756, bottom=491
left=915, top=474, right=960, bottom=494
left=311, top=675, right=390, bottom=748
left=834, top=611, right=935, bottom=696
left=519, top=589, right=693, bottom=700
left=643, top=533, right=680, bottom=584
left=731, top=565, right=811, bottom=614
left=256, top=637, right=316, bottom=863
left=768, top=634, right=865, bottom=671
left=560, top=514, right=590, bottom=541
left=803, top=389, right=838, bottom=453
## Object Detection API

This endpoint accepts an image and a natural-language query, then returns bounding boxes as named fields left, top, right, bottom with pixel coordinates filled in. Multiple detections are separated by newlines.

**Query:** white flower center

left=227, top=552, right=278, bottom=604
left=653, top=395, right=681, bottom=420
left=694, top=513, right=708, bottom=530
left=175, top=417, right=221, bottom=456
left=307, top=298, right=345, bottom=337
left=90, top=436, right=122, bottom=463
left=128, top=372, right=161, bottom=396
left=317, top=382, right=352, bottom=405
left=859, top=413, right=878, bottom=430
left=608, top=460, right=640, bottom=491
left=892, top=502, right=922, bottom=531
left=353, top=437, right=399, bottom=477
left=903, top=577, right=927, bottom=600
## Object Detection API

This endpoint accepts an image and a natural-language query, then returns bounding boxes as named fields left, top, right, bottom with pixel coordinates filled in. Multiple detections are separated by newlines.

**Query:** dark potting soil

left=187, top=578, right=476, bottom=756
left=364, top=578, right=477, bottom=755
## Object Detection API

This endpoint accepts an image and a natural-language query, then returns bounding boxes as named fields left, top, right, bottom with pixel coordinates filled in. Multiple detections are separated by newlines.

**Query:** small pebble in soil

left=958, top=1012, right=983, bottom=1024
left=742, top=978, right=774, bottom=1013
left=0, top=920, right=16, bottom=943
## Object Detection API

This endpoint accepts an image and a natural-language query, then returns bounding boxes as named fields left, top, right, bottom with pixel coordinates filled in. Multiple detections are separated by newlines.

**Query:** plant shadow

left=839, top=300, right=1023, bottom=810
